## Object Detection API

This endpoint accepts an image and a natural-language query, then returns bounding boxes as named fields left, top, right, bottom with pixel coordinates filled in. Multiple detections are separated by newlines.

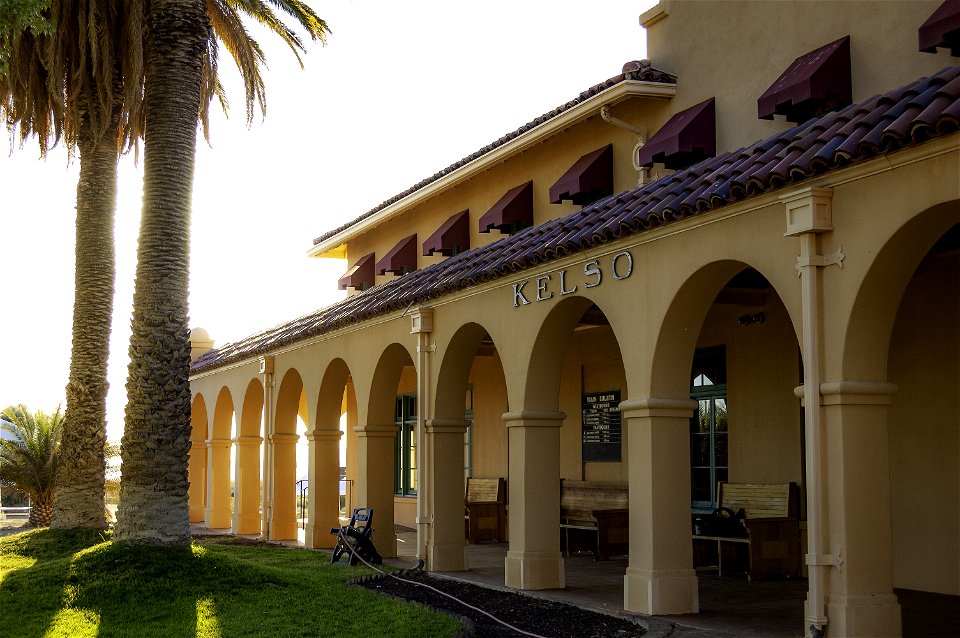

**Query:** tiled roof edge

left=312, top=62, right=677, bottom=245
left=193, top=66, right=960, bottom=376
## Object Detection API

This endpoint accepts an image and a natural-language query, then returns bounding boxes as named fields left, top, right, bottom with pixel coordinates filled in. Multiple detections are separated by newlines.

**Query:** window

left=690, top=345, right=727, bottom=510
left=464, top=385, right=474, bottom=481
left=394, top=395, right=417, bottom=496
left=395, top=389, right=475, bottom=495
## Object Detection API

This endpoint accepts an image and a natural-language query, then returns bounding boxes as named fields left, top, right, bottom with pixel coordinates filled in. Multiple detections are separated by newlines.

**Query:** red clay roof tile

left=193, top=67, right=960, bottom=374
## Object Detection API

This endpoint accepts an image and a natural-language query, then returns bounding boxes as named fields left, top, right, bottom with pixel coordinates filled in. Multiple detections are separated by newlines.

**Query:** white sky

left=0, top=0, right=654, bottom=441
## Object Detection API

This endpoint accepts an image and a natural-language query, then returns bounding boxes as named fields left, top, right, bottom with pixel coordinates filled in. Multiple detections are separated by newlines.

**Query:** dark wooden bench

left=692, top=482, right=801, bottom=579
left=560, top=479, right=629, bottom=560
left=464, top=477, right=506, bottom=543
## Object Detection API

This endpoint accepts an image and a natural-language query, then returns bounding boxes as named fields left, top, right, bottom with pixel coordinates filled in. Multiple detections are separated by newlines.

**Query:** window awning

left=338, top=252, right=375, bottom=291
left=549, top=145, right=613, bottom=205
left=758, top=36, right=851, bottom=122
left=376, top=234, right=418, bottom=276
left=638, top=98, right=716, bottom=170
left=479, top=181, right=534, bottom=233
left=919, top=0, right=960, bottom=56
left=423, top=210, right=470, bottom=256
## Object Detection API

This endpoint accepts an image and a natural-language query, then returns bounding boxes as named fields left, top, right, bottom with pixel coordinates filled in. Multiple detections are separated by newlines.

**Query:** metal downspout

left=410, top=309, right=434, bottom=563
left=782, top=187, right=843, bottom=637
left=799, top=231, right=828, bottom=635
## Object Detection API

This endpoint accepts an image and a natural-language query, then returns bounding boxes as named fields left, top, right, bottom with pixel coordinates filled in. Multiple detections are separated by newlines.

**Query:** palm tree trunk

left=114, top=0, right=209, bottom=546
left=52, top=109, right=118, bottom=531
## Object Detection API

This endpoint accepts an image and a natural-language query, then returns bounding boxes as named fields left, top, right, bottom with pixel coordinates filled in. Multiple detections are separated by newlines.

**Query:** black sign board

left=581, top=390, right=622, bottom=462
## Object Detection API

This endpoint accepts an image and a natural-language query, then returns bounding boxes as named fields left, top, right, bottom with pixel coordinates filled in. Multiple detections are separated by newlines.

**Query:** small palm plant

left=0, top=404, right=63, bottom=527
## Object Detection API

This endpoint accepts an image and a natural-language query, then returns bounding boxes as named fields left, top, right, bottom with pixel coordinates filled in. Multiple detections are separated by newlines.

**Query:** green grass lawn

left=0, top=528, right=462, bottom=638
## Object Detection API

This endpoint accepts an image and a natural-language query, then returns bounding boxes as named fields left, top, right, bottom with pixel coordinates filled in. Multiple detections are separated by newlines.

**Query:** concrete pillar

left=355, top=423, right=399, bottom=558
left=426, top=418, right=469, bottom=571
left=269, top=432, right=299, bottom=541
left=204, top=437, right=232, bottom=529
left=305, top=428, right=342, bottom=549
left=621, top=398, right=699, bottom=615
left=819, top=381, right=902, bottom=638
left=188, top=440, right=207, bottom=523
left=503, top=410, right=565, bottom=590
left=232, top=436, right=262, bottom=534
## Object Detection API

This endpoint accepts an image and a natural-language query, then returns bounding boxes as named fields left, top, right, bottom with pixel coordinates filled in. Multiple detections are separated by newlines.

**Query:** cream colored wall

left=468, top=352, right=509, bottom=480
left=558, top=326, right=629, bottom=482
left=697, top=293, right=803, bottom=489
left=887, top=250, right=959, bottom=595
left=345, top=105, right=655, bottom=277
left=643, top=0, right=958, bottom=155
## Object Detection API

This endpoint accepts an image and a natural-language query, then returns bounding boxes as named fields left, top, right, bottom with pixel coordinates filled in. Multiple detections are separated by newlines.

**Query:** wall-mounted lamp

left=738, top=312, right=765, bottom=327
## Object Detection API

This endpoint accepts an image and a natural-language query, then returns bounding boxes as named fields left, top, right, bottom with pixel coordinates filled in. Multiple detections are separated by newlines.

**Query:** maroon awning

left=479, top=181, right=534, bottom=234
left=920, top=0, right=960, bottom=55
left=423, top=210, right=470, bottom=256
left=376, top=234, right=418, bottom=276
left=338, top=252, right=375, bottom=291
left=758, top=36, right=851, bottom=122
left=549, top=145, right=613, bottom=205
left=638, top=98, right=716, bottom=170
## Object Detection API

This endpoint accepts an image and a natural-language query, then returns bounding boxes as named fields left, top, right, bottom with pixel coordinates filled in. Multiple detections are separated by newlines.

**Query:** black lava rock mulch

left=358, top=570, right=645, bottom=638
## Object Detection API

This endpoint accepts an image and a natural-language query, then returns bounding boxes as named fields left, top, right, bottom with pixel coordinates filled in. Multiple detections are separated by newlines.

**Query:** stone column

left=819, top=381, right=902, bottom=638
left=232, top=436, right=262, bottom=534
left=204, top=437, right=232, bottom=529
left=621, top=398, right=699, bottom=615
left=426, top=418, right=469, bottom=571
left=305, top=428, right=343, bottom=549
left=269, top=432, right=299, bottom=541
left=503, top=411, right=565, bottom=590
left=355, top=423, right=399, bottom=558
left=188, top=439, right=207, bottom=523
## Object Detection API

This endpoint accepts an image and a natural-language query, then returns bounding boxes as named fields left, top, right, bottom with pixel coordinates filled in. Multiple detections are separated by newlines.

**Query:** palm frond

left=0, top=404, right=62, bottom=506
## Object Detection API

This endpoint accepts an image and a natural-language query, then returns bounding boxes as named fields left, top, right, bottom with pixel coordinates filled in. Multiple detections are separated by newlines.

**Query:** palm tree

left=2, top=1, right=326, bottom=535
left=0, top=405, right=64, bottom=527
left=112, top=0, right=328, bottom=545
left=2, top=1, right=146, bottom=531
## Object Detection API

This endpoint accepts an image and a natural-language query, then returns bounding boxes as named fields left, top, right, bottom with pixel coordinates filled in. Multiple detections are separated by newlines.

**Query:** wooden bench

left=464, top=477, right=506, bottom=543
left=692, top=482, right=801, bottom=579
left=560, top=479, right=629, bottom=560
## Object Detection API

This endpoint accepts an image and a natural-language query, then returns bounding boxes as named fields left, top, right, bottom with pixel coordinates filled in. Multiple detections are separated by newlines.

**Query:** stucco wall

left=643, top=0, right=958, bottom=155
left=887, top=249, right=960, bottom=595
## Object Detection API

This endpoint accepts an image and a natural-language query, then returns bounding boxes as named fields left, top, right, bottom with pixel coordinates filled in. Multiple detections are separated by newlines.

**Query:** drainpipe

left=410, top=308, right=434, bottom=563
left=781, top=188, right=844, bottom=637
left=260, top=355, right=275, bottom=540
left=600, top=105, right=650, bottom=186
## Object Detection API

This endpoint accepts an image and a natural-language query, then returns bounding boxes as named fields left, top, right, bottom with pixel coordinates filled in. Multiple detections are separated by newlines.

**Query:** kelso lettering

left=512, top=251, right=633, bottom=307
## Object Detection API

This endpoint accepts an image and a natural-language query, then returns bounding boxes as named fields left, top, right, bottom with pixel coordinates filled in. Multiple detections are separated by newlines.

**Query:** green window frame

left=394, top=394, right=417, bottom=496
left=690, top=345, right=728, bottom=511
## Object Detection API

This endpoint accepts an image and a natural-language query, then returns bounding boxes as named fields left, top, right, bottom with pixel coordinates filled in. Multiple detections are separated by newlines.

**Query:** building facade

left=189, top=2, right=960, bottom=636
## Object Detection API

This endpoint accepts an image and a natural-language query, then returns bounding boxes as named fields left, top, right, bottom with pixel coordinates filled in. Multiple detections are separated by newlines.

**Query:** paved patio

left=388, top=527, right=957, bottom=638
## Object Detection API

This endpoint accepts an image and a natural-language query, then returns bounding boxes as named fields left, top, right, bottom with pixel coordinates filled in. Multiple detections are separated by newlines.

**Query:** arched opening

left=887, top=223, right=959, bottom=600
left=272, top=368, right=305, bottom=541
left=207, top=386, right=235, bottom=529
left=307, top=358, right=353, bottom=549
left=628, top=261, right=803, bottom=616
left=234, top=378, right=264, bottom=534
left=430, top=322, right=510, bottom=571
left=357, top=343, right=416, bottom=558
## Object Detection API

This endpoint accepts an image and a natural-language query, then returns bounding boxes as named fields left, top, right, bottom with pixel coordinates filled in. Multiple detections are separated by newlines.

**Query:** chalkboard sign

left=581, top=390, right=622, bottom=462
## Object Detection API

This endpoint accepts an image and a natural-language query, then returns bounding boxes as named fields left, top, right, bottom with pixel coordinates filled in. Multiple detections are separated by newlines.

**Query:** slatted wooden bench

left=692, top=482, right=801, bottom=579
left=560, top=479, right=629, bottom=560
left=464, top=477, right=506, bottom=543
